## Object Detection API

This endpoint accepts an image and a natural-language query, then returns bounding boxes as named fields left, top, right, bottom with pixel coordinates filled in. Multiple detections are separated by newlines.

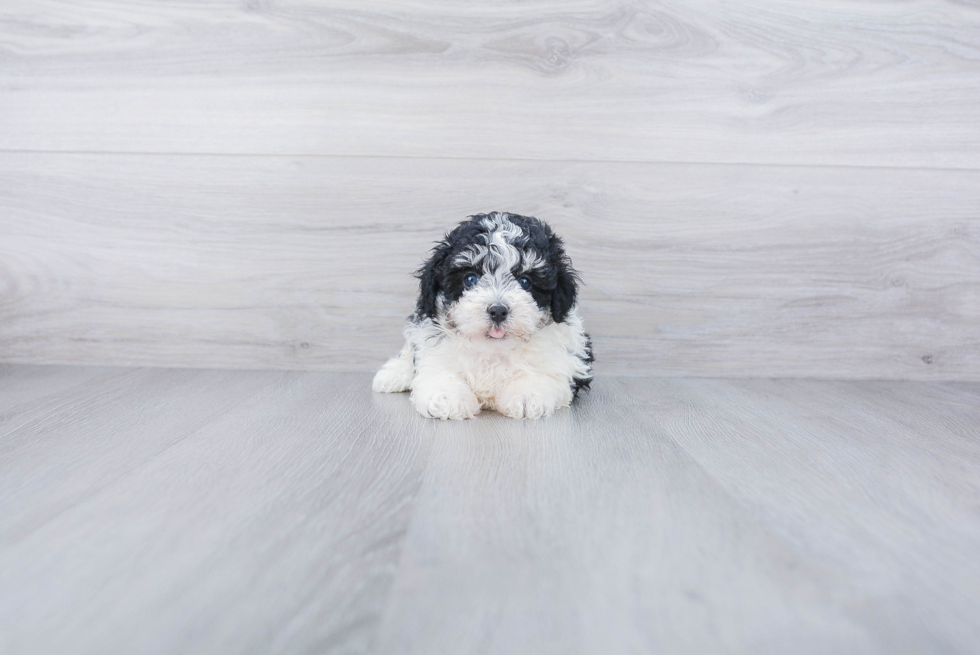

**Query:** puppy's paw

left=372, top=367, right=412, bottom=393
left=496, top=381, right=570, bottom=420
left=412, top=382, right=481, bottom=420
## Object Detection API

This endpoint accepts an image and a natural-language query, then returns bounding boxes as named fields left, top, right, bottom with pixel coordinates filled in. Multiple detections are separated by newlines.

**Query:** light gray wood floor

left=1, top=365, right=978, bottom=654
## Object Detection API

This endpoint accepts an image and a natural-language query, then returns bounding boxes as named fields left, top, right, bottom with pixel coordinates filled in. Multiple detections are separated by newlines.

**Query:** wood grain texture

left=1, top=365, right=978, bottom=653
left=0, top=366, right=433, bottom=654
left=2, top=152, right=978, bottom=379
left=377, top=376, right=980, bottom=654
left=2, top=0, right=980, bottom=168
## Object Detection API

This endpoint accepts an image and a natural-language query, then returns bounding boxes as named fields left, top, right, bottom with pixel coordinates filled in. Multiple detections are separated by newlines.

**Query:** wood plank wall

left=1, top=0, right=978, bottom=379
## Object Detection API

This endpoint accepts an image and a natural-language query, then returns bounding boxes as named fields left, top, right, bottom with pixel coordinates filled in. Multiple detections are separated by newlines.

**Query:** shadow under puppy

left=373, top=212, right=593, bottom=419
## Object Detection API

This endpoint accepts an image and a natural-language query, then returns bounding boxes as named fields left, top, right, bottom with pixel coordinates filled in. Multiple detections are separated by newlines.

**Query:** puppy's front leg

left=495, top=374, right=573, bottom=420
left=411, top=372, right=481, bottom=420
left=372, top=341, right=415, bottom=393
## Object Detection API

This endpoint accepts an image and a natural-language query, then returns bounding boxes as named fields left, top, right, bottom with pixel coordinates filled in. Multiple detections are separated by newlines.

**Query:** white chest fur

left=375, top=309, right=591, bottom=420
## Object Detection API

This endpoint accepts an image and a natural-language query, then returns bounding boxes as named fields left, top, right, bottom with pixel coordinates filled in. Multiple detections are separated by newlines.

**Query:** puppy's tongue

left=488, top=326, right=507, bottom=339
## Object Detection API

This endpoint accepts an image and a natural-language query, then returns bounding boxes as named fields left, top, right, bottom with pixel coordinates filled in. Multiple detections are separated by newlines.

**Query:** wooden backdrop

left=2, top=0, right=978, bottom=379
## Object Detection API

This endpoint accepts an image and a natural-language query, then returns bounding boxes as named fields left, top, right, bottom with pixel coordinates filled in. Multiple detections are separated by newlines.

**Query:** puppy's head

left=415, top=212, right=579, bottom=342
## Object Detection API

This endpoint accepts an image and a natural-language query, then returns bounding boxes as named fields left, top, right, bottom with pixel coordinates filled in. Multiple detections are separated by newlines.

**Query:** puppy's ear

left=548, top=232, right=579, bottom=323
left=415, top=240, right=453, bottom=319
left=551, top=262, right=579, bottom=323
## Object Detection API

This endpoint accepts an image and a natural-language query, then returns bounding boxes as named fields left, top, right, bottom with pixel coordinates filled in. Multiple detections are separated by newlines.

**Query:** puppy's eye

left=517, top=276, right=532, bottom=291
left=463, top=273, right=479, bottom=288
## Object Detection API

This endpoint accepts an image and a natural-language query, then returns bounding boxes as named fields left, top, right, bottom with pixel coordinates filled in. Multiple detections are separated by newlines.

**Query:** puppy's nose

left=487, top=304, right=509, bottom=324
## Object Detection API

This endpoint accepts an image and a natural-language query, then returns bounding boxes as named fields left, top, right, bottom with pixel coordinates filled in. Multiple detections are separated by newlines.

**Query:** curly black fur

left=572, top=334, right=595, bottom=397
left=415, top=212, right=581, bottom=324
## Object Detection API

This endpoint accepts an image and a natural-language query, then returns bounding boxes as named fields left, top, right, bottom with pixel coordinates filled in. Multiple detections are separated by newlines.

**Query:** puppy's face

left=444, top=238, right=547, bottom=342
left=415, top=213, right=579, bottom=342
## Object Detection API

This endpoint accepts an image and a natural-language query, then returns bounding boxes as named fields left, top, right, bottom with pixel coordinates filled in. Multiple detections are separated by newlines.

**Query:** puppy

left=372, top=212, right=593, bottom=420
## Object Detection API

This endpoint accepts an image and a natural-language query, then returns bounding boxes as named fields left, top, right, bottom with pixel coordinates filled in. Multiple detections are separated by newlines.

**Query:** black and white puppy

left=373, top=212, right=593, bottom=420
